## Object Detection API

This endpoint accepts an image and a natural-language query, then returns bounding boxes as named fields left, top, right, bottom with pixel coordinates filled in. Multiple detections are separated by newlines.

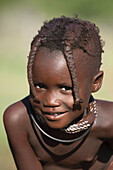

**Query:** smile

left=42, top=111, right=68, bottom=121
left=42, top=111, right=67, bottom=116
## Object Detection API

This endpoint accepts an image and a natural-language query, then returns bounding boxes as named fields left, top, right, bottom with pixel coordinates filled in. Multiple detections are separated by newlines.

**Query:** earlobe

left=92, top=71, right=104, bottom=93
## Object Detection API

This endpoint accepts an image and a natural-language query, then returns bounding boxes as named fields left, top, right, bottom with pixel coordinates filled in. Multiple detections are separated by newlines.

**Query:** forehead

left=73, top=48, right=98, bottom=78
left=32, top=47, right=94, bottom=82
left=32, top=47, right=71, bottom=82
left=33, top=47, right=68, bottom=72
left=34, top=47, right=64, bottom=65
left=33, top=46, right=87, bottom=66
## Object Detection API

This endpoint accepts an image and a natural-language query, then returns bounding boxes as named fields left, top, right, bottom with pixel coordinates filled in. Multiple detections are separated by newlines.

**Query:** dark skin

left=3, top=47, right=113, bottom=170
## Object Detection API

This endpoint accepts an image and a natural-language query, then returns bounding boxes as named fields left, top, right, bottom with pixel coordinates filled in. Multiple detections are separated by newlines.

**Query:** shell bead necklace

left=63, top=100, right=98, bottom=134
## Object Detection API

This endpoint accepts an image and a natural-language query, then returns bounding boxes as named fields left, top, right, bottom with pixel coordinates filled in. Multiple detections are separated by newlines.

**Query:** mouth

left=42, top=111, right=67, bottom=116
left=42, top=111, right=68, bottom=121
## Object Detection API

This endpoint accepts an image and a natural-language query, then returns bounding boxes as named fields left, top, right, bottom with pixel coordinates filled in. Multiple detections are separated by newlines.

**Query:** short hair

left=27, top=15, right=104, bottom=105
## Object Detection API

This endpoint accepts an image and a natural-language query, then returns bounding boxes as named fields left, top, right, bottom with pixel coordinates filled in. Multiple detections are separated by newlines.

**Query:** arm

left=106, top=139, right=113, bottom=170
left=105, top=104, right=113, bottom=170
left=3, top=101, right=43, bottom=170
left=108, top=162, right=113, bottom=170
left=97, top=101, right=113, bottom=169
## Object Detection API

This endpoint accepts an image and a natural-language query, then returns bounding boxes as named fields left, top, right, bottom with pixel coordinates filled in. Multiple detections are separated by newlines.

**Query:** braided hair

left=27, top=16, right=103, bottom=105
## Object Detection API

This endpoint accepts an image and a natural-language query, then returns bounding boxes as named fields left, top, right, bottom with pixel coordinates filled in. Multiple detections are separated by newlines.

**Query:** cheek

left=30, top=96, right=42, bottom=115
left=79, top=81, right=93, bottom=106
left=62, top=94, right=74, bottom=109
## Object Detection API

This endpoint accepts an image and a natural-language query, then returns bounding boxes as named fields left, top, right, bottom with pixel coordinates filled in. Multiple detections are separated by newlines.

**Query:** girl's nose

left=43, top=90, right=61, bottom=107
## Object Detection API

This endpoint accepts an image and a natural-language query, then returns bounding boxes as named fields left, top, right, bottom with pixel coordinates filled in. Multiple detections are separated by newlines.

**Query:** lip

left=42, top=111, right=68, bottom=121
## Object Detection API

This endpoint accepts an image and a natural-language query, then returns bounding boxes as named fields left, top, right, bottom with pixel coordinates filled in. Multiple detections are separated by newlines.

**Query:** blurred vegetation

left=0, top=1, right=113, bottom=169
left=0, top=0, right=113, bottom=20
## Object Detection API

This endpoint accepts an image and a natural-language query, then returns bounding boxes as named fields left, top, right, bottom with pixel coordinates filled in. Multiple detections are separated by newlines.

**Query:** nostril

left=43, top=90, right=62, bottom=107
left=43, top=98, right=61, bottom=107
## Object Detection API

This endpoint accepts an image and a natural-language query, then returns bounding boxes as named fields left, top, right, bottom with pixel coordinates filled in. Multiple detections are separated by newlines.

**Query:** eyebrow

left=57, top=82, right=72, bottom=87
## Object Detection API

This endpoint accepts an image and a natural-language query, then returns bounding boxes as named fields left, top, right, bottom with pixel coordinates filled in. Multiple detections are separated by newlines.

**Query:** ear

left=91, top=71, right=104, bottom=93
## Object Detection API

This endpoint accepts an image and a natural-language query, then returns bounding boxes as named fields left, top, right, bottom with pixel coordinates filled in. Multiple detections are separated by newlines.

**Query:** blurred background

left=0, top=0, right=113, bottom=169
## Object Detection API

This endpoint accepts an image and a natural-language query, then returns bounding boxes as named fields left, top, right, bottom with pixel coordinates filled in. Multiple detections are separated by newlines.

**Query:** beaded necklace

left=62, top=101, right=97, bottom=134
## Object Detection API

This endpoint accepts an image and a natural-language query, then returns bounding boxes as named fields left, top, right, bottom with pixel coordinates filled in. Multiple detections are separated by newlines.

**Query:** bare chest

left=29, top=127, right=109, bottom=169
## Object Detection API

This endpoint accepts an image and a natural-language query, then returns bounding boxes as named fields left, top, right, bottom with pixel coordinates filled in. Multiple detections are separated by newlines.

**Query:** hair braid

left=64, top=40, right=83, bottom=105
left=27, top=38, right=41, bottom=101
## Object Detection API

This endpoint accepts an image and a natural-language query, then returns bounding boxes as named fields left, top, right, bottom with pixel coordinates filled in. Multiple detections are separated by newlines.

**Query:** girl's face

left=30, top=47, right=93, bottom=129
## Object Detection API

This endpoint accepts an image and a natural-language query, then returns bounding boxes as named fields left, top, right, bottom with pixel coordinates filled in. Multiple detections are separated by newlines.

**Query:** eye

left=61, top=86, right=72, bottom=91
left=34, top=83, right=46, bottom=89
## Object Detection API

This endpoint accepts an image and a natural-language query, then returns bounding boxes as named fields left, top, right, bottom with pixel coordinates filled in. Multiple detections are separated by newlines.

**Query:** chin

left=45, top=119, right=69, bottom=129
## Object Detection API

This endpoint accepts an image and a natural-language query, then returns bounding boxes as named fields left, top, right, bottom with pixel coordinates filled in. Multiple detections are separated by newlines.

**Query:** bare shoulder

left=3, top=98, right=30, bottom=136
left=3, top=98, right=43, bottom=169
left=95, top=99, right=113, bottom=140
left=97, top=99, right=113, bottom=114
